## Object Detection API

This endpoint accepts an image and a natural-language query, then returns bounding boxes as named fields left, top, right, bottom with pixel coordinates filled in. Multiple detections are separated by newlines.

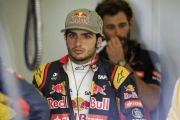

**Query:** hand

left=106, top=36, right=125, bottom=63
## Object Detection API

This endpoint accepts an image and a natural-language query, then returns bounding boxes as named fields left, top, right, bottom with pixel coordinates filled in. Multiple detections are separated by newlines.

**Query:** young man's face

left=103, top=11, right=133, bottom=48
left=66, top=29, right=101, bottom=64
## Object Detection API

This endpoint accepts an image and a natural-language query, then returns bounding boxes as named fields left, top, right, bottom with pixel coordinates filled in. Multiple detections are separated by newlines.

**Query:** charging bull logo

left=71, top=97, right=90, bottom=111
left=50, top=82, right=66, bottom=95
left=73, top=12, right=89, bottom=18
left=80, top=100, right=89, bottom=110
left=71, top=99, right=78, bottom=109
left=124, top=85, right=135, bottom=92
left=91, top=82, right=106, bottom=95
left=93, top=85, right=106, bottom=95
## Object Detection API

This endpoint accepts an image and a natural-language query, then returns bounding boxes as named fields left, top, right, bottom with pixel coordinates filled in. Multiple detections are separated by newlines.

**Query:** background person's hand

left=106, top=36, right=125, bottom=63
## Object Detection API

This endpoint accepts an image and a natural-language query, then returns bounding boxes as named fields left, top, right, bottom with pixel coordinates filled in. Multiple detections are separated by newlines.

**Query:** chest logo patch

left=91, top=82, right=106, bottom=95
left=50, top=81, right=66, bottom=95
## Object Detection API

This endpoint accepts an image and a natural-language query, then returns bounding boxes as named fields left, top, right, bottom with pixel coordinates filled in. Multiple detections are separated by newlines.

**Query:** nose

left=75, top=36, right=82, bottom=47
left=115, top=27, right=121, bottom=36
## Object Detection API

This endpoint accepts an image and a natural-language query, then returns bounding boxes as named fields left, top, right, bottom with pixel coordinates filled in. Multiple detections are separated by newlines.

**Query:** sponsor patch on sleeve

left=125, top=100, right=143, bottom=109
left=34, top=63, right=48, bottom=87
left=132, top=108, right=144, bottom=119
left=152, top=70, right=161, bottom=82
left=113, top=66, right=130, bottom=90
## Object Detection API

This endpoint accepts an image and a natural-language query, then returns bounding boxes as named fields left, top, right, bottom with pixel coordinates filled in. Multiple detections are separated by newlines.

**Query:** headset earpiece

left=97, top=40, right=100, bottom=44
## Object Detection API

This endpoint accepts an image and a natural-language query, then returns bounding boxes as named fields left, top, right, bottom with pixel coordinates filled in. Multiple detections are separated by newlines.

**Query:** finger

left=107, top=38, right=113, bottom=49
left=113, top=36, right=123, bottom=49
left=110, top=37, right=117, bottom=46
left=106, top=46, right=110, bottom=54
left=110, top=36, right=121, bottom=50
left=113, top=36, right=121, bottom=45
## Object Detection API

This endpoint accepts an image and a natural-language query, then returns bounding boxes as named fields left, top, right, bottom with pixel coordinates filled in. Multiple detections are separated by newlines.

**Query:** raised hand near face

left=106, top=36, right=125, bottom=64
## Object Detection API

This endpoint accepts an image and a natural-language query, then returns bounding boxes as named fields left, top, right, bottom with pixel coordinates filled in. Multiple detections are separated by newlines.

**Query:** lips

left=73, top=49, right=83, bottom=54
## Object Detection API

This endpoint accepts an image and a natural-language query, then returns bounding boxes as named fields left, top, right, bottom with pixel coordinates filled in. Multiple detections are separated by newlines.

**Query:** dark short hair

left=95, top=0, right=133, bottom=23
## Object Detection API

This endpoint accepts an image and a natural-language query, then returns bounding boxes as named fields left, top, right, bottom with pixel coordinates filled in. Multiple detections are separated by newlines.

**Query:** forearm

left=125, top=63, right=161, bottom=111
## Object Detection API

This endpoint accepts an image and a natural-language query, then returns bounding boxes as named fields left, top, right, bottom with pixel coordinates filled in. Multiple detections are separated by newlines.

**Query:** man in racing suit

left=0, top=58, right=50, bottom=120
left=95, top=0, right=161, bottom=119
left=33, top=8, right=146, bottom=120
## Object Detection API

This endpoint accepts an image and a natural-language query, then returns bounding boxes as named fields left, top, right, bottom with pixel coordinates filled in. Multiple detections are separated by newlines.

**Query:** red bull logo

left=73, top=12, right=89, bottom=18
left=90, top=97, right=110, bottom=110
left=47, top=96, right=69, bottom=109
left=71, top=98, right=90, bottom=111
left=73, top=12, right=79, bottom=17
left=80, top=100, right=89, bottom=110
left=124, top=85, right=135, bottom=92
left=50, top=82, right=66, bottom=95
left=92, top=85, right=106, bottom=95
left=124, top=92, right=138, bottom=99
left=71, top=12, right=89, bottom=24
left=71, top=100, right=78, bottom=109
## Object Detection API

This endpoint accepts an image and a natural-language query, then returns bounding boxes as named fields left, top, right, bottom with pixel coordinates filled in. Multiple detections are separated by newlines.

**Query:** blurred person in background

left=95, top=0, right=161, bottom=120
left=166, top=78, right=180, bottom=120
left=0, top=57, right=50, bottom=120
left=32, top=8, right=146, bottom=120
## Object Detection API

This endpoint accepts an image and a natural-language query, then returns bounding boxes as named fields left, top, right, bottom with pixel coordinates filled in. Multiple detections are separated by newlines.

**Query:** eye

left=107, top=26, right=114, bottom=30
left=69, top=34, right=76, bottom=38
left=83, top=35, right=91, bottom=39
left=119, top=23, right=126, bottom=28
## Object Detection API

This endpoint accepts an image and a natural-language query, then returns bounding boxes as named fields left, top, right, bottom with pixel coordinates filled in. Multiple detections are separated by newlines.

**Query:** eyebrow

left=119, top=22, right=127, bottom=25
left=105, top=22, right=127, bottom=27
left=68, top=31, right=93, bottom=36
left=67, top=31, right=76, bottom=34
left=81, top=32, right=93, bottom=36
left=105, top=24, right=114, bottom=27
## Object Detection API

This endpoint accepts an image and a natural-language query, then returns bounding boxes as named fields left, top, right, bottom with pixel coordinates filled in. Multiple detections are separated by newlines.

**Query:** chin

left=71, top=54, right=85, bottom=60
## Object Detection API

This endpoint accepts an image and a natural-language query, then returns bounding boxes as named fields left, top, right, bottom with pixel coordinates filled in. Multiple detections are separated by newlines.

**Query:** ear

left=97, top=37, right=102, bottom=48
left=129, top=18, right=134, bottom=30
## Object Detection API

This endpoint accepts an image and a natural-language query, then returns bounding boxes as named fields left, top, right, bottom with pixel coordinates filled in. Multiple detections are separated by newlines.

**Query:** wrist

left=118, top=60, right=126, bottom=67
